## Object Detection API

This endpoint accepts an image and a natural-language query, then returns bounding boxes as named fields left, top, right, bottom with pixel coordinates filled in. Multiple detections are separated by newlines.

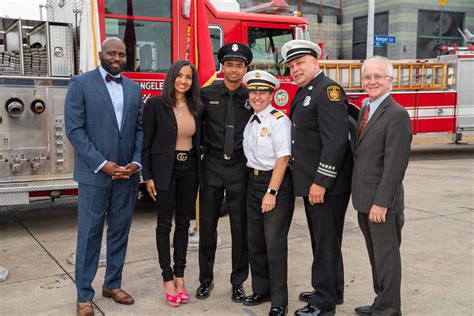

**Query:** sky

left=0, top=0, right=47, bottom=20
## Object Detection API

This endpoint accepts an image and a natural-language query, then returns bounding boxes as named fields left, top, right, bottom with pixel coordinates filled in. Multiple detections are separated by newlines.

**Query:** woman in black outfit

left=141, top=60, right=202, bottom=307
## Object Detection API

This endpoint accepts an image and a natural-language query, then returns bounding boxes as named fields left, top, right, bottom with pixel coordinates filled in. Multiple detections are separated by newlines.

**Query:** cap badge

left=255, top=72, right=261, bottom=78
left=232, top=44, right=238, bottom=51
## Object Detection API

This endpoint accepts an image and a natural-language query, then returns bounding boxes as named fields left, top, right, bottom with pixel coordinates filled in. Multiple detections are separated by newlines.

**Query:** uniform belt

left=205, top=148, right=244, bottom=160
left=175, top=149, right=195, bottom=162
left=250, top=168, right=273, bottom=176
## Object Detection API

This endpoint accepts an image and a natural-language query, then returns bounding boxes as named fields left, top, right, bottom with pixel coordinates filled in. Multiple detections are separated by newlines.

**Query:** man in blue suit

left=65, top=37, right=143, bottom=316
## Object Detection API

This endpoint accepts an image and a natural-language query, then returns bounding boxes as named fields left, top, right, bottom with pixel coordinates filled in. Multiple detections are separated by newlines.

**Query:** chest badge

left=244, top=99, right=251, bottom=110
left=260, top=127, right=269, bottom=137
left=303, top=96, right=311, bottom=107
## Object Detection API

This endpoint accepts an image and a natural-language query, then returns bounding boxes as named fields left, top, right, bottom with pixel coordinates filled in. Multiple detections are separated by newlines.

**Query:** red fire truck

left=0, top=0, right=308, bottom=205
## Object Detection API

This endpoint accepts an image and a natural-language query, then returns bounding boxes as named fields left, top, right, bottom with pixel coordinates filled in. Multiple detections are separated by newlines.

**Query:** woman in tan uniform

left=142, top=60, right=202, bottom=307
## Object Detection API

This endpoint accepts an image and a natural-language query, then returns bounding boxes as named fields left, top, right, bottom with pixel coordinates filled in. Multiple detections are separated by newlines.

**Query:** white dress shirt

left=243, top=105, right=292, bottom=171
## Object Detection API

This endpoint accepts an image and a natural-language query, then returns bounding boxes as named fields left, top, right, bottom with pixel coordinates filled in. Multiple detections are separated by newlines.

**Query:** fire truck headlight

left=5, top=98, right=25, bottom=118
left=31, top=100, right=46, bottom=114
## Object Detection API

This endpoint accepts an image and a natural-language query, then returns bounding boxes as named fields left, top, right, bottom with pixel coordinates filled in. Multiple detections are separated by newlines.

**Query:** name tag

left=209, top=101, right=219, bottom=105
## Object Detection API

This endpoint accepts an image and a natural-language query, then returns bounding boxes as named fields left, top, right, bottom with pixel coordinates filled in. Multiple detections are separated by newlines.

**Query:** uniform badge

left=232, top=44, right=239, bottom=51
left=308, top=86, right=313, bottom=91
left=244, top=99, right=251, bottom=110
left=260, top=127, right=269, bottom=137
left=327, top=86, right=341, bottom=102
left=303, top=96, right=311, bottom=107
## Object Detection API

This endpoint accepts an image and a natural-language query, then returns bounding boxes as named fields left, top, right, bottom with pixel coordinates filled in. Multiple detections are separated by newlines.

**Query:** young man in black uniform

left=281, top=40, right=353, bottom=316
left=196, top=43, right=253, bottom=303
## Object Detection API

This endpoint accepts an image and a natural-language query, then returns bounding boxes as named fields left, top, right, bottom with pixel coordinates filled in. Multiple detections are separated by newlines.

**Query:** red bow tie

left=105, top=73, right=123, bottom=84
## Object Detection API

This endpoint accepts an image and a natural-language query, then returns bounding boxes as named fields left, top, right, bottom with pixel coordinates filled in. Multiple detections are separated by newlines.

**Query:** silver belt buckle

left=176, top=152, right=188, bottom=161
left=224, top=154, right=231, bottom=160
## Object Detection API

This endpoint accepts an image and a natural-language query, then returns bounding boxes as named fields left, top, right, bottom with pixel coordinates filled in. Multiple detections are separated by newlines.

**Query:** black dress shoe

left=232, top=284, right=246, bottom=303
left=294, top=304, right=335, bottom=316
left=243, top=293, right=271, bottom=306
left=299, top=290, right=344, bottom=305
left=355, top=305, right=374, bottom=315
left=269, top=306, right=288, bottom=316
left=196, top=282, right=214, bottom=300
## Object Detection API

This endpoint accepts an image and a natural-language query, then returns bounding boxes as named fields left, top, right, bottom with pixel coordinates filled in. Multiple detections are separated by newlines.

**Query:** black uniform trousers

left=155, top=151, right=198, bottom=281
left=247, top=169, right=294, bottom=307
left=304, top=200, right=345, bottom=303
left=305, top=193, right=350, bottom=311
left=199, top=155, right=249, bottom=286
left=358, top=211, right=404, bottom=316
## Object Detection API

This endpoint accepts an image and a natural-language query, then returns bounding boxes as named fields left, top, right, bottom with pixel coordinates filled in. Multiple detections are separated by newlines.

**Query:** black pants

left=247, top=169, right=294, bottom=307
left=305, top=193, right=350, bottom=311
left=199, top=155, right=249, bottom=286
left=358, top=211, right=404, bottom=316
left=155, top=152, right=198, bottom=281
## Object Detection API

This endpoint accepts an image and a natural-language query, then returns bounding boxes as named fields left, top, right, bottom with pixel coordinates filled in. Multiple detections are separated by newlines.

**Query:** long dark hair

left=161, top=59, right=203, bottom=115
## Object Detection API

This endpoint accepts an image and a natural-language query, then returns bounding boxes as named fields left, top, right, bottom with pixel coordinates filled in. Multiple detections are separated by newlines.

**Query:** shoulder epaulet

left=271, top=109, right=284, bottom=120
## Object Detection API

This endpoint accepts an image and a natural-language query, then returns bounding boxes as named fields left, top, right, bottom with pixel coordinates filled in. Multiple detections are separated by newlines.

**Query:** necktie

left=105, top=73, right=123, bottom=84
left=251, top=114, right=261, bottom=124
left=358, top=104, right=371, bottom=139
left=223, top=91, right=235, bottom=158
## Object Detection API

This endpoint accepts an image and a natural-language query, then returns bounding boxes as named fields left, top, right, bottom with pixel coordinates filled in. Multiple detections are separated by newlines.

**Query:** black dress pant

left=199, top=155, right=249, bottom=286
left=304, top=198, right=345, bottom=303
left=358, top=211, right=404, bottom=316
left=155, top=151, right=198, bottom=281
left=247, top=169, right=294, bottom=307
left=305, top=193, right=350, bottom=311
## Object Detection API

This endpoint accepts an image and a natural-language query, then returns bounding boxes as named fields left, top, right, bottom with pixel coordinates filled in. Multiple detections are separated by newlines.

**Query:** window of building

left=247, top=27, right=293, bottom=75
left=352, top=12, right=389, bottom=59
left=103, top=0, right=171, bottom=73
left=417, top=10, right=464, bottom=59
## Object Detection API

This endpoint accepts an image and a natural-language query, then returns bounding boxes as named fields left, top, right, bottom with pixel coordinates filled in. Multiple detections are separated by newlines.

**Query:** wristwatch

left=267, top=188, right=278, bottom=196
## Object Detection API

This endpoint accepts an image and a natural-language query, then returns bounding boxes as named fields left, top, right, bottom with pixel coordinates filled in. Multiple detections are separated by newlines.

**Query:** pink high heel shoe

left=163, top=282, right=181, bottom=307
left=173, top=276, right=189, bottom=304
left=178, top=290, right=189, bottom=304
left=165, top=292, right=181, bottom=307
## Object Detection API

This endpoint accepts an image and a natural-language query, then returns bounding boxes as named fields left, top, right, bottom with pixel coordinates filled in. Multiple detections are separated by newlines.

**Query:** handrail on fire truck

left=252, top=59, right=448, bottom=92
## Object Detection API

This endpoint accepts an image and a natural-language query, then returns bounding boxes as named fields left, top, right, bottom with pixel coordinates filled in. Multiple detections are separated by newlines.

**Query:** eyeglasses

left=363, top=74, right=391, bottom=81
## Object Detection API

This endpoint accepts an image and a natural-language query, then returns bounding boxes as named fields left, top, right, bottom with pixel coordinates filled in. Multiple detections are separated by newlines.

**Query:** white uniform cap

left=243, top=70, right=280, bottom=91
left=281, top=40, right=321, bottom=63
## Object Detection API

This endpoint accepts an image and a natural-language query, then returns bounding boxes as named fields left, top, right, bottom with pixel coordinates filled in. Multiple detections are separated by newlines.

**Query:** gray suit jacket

left=351, top=95, right=412, bottom=214
left=65, top=68, right=144, bottom=187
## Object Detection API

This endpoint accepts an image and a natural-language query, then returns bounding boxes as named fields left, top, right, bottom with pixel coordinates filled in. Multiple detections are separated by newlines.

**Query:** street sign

left=439, top=0, right=447, bottom=7
left=374, top=35, right=396, bottom=45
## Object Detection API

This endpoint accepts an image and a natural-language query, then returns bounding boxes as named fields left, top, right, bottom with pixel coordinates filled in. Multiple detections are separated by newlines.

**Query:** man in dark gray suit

left=65, top=37, right=143, bottom=316
left=352, top=56, right=412, bottom=316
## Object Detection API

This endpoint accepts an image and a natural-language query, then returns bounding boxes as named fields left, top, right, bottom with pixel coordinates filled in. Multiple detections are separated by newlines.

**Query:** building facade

left=241, top=0, right=473, bottom=60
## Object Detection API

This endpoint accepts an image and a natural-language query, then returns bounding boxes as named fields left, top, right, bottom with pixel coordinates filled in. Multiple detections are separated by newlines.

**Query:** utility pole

left=366, top=0, right=375, bottom=58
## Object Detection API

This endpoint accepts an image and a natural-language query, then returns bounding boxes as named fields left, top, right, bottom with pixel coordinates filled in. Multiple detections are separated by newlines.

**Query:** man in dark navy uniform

left=281, top=40, right=353, bottom=316
left=196, top=43, right=253, bottom=303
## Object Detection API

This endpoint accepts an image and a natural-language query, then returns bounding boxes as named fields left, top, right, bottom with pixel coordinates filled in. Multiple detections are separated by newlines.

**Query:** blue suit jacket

left=65, top=68, right=143, bottom=187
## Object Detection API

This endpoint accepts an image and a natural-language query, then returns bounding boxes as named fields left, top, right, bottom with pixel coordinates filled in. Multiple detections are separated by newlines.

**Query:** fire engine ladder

left=317, top=60, right=448, bottom=92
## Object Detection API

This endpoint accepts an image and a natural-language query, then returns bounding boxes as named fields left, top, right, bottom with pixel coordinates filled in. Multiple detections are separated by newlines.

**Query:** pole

left=366, top=0, right=375, bottom=58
